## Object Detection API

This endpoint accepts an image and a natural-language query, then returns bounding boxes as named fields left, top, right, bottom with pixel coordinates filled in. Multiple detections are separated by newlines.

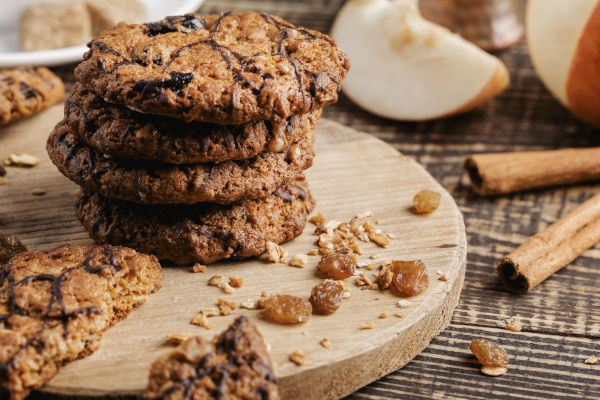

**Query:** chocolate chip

left=146, top=22, right=178, bottom=36
left=19, top=82, right=38, bottom=99
left=166, top=15, right=205, bottom=31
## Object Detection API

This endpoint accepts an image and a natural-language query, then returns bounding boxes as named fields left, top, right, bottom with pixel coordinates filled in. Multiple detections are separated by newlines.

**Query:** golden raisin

left=391, top=260, right=429, bottom=297
left=317, top=251, right=356, bottom=279
left=470, top=339, right=509, bottom=368
left=413, top=190, right=441, bottom=214
left=264, top=294, right=312, bottom=324
left=309, top=280, right=344, bottom=315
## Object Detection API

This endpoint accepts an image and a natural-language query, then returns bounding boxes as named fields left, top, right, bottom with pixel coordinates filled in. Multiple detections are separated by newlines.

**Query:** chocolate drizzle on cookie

left=0, top=245, right=122, bottom=377
left=148, top=316, right=278, bottom=400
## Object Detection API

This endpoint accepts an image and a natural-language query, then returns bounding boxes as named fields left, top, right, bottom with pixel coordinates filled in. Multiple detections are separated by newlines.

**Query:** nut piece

left=290, top=350, right=307, bottom=366
left=228, top=276, right=244, bottom=288
left=217, top=298, right=237, bottom=316
left=289, top=254, right=308, bottom=268
left=265, top=241, right=287, bottom=263
left=320, top=338, right=332, bottom=349
left=191, top=313, right=213, bottom=329
left=31, top=188, right=46, bottom=196
left=5, top=152, right=40, bottom=167
left=413, top=189, right=441, bottom=214
left=309, top=212, right=327, bottom=226
left=585, top=355, right=598, bottom=365
left=165, top=333, right=192, bottom=345
left=208, top=275, right=235, bottom=294
left=481, top=366, right=508, bottom=376
left=379, top=313, right=389, bottom=319
left=192, top=263, right=207, bottom=273
left=361, top=321, right=374, bottom=330
left=368, top=231, right=390, bottom=248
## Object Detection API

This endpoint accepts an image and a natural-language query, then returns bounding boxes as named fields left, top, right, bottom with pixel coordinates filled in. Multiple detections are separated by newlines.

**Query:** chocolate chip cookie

left=76, top=178, right=315, bottom=264
left=147, top=316, right=278, bottom=399
left=0, top=67, right=64, bottom=125
left=47, top=122, right=314, bottom=205
left=65, top=84, right=320, bottom=164
left=0, top=244, right=163, bottom=400
left=74, top=11, right=350, bottom=124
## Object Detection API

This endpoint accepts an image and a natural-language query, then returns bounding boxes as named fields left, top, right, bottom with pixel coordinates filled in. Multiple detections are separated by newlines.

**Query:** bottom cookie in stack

left=76, top=177, right=315, bottom=264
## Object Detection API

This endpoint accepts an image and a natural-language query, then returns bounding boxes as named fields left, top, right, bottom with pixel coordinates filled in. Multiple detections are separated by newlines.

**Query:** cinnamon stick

left=497, top=192, right=600, bottom=293
left=464, top=147, right=600, bottom=196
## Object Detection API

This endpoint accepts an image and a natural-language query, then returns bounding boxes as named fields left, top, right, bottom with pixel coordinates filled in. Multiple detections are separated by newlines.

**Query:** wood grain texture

left=193, top=1, right=600, bottom=399
left=0, top=106, right=466, bottom=399
left=4, top=0, right=600, bottom=398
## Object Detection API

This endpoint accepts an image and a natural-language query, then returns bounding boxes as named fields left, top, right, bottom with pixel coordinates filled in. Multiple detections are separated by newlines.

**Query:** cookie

left=0, top=244, right=163, bottom=400
left=0, top=67, right=65, bottom=125
left=48, top=122, right=314, bottom=205
left=20, top=2, right=91, bottom=51
left=147, top=316, right=278, bottom=399
left=74, top=11, right=350, bottom=124
left=65, top=84, right=320, bottom=164
left=85, top=0, right=147, bottom=36
left=76, top=178, right=315, bottom=264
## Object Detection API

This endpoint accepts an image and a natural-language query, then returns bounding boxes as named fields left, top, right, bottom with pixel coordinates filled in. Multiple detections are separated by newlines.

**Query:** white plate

left=0, top=0, right=205, bottom=67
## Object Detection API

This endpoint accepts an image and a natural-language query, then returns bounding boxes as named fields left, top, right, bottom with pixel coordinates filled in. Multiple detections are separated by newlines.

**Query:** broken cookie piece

left=147, top=316, right=278, bottom=399
left=0, top=232, right=27, bottom=263
left=0, top=244, right=163, bottom=400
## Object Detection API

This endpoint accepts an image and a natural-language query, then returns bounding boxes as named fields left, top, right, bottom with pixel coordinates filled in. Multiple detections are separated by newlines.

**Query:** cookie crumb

left=376, top=263, right=393, bottom=290
left=5, top=152, right=40, bottom=167
left=191, top=313, right=213, bottom=329
left=309, top=212, right=327, bottom=226
left=379, top=313, right=389, bottom=319
left=265, top=241, right=287, bottom=263
left=505, top=324, right=521, bottom=332
left=165, top=333, right=192, bottom=345
left=370, top=253, right=381, bottom=260
left=335, top=280, right=351, bottom=299
left=394, top=313, right=403, bottom=318
left=208, top=274, right=234, bottom=294
left=290, top=350, right=307, bottom=366
left=256, top=291, right=269, bottom=309
left=387, top=233, right=397, bottom=239
left=217, top=298, right=237, bottom=316
left=289, top=254, right=308, bottom=268
left=228, top=276, right=244, bottom=288
left=31, top=188, right=46, bottom=196
left=438, top=273, right=448, bottom=282
left=585, top=355, right=598, bottom=365
left=481, top=366, right=508, bottom=376
left=397, top=299, right=412, bottom=308
left=192, top=263, right=207, bottom=273
left=307, top=249, right=319, bottom=256
left=320, top=338, right=332, bottom=349
left=201, top=307, right=220, bottom=317
left=361, top=321, right=374, bottom=330
left=356, top=211, right=373, bottom=219
left=240, top=299, right=258, bottom=310
left=0, top=177, right=7, bottom=185
left=368, top=231, right=390, bottom=248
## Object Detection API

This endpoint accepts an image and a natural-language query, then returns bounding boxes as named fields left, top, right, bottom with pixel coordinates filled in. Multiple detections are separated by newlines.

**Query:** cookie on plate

left=64, top=84, right=321, bottom=164
left=75, top=11, right=350, bottom=124
left=48, top=122, right=314, bottom=205
left=76, top=178, right=315, bottom=264
left=20, top=1, right=92, bottom=51
left=147, top=316, right=279, bottom=399
left=0, top=244, right=163, bottom=400
left=0, top=67, right=64, bottom=125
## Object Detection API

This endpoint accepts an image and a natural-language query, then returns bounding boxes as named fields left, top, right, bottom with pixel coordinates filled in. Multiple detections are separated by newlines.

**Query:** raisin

left=413, top=190, right=441, bottom=214
left=309, top=281, right=343, bottom=315
left=264, top=294, right=311, bottom=324
left=391, top=260, right=429, bottom=297
left=470, top=339, right=509, bottom=368
left=318, top=251, right=356, bottom=279
left=0, top=233, right=28, bottom=264
left=0, top=165, right=6, bottom=177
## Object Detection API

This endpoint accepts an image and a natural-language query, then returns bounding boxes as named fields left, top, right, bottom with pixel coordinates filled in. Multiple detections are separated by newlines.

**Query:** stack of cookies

left=47, top=11, right=349, bottom=264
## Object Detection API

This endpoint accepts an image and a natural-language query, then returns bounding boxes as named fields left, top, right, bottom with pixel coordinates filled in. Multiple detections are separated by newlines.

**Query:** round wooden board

left=0, top=105, right=466, bottom=400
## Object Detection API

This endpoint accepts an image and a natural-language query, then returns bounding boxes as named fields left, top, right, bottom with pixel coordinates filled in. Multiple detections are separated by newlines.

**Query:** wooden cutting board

left=0, top=105, right=466, bottom=400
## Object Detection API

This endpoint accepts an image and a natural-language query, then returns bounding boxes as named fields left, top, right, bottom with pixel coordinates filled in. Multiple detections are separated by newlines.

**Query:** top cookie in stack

left=47, top=11, right=349, bottom=265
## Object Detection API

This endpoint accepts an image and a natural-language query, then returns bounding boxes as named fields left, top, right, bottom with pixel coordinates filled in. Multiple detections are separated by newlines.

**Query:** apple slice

left=527, top=0, right=600, bottom=127
left=330, top=0, right=509, bottom=121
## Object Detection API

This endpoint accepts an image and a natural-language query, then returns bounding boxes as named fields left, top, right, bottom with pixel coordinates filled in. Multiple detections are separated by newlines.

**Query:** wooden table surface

left=30, top=0, right=600, bottom=398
